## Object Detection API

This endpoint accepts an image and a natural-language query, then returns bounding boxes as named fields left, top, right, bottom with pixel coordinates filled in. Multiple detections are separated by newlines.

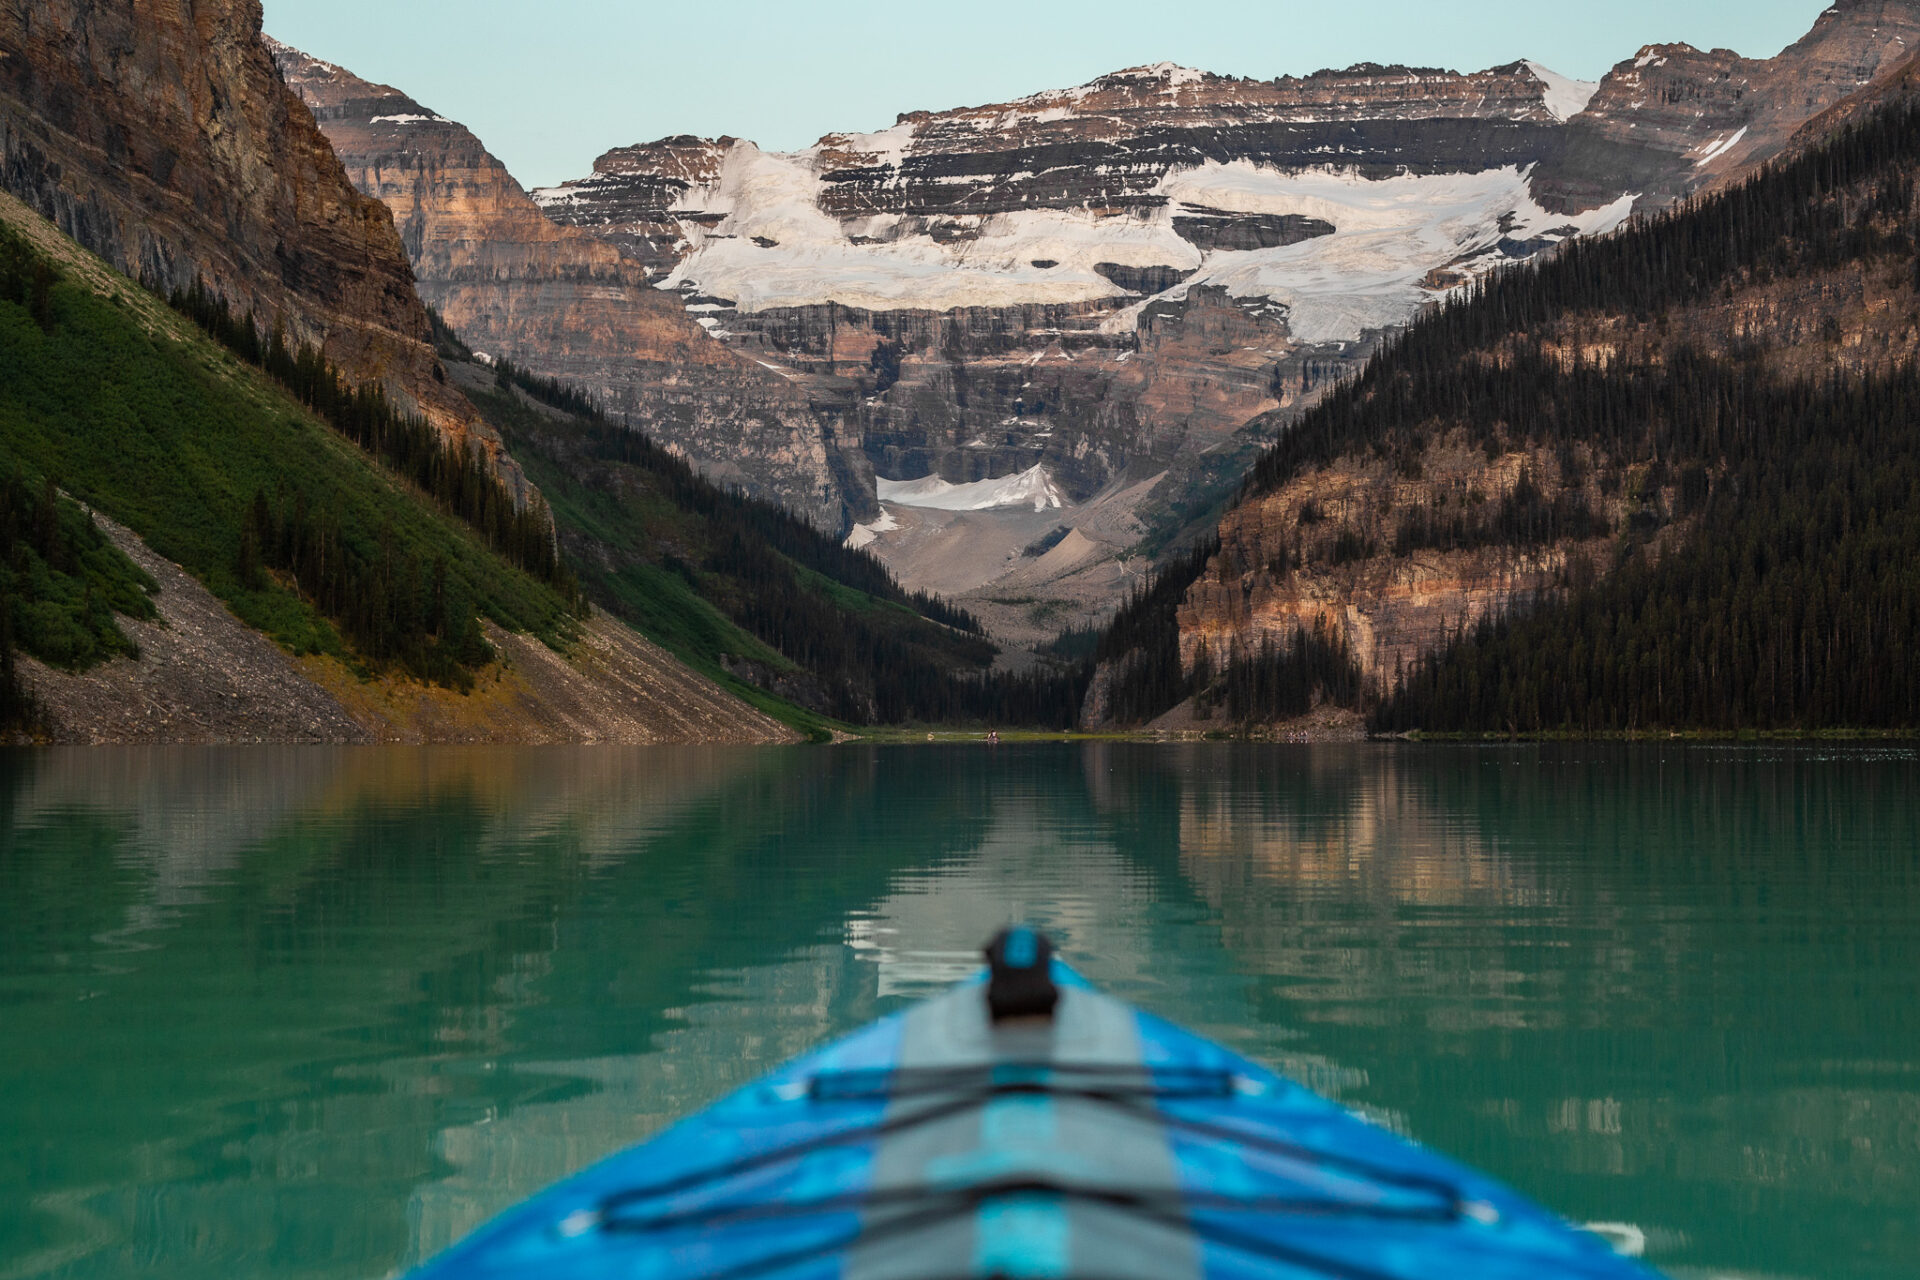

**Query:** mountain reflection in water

left=1, top=743, right=1914, bottom=1280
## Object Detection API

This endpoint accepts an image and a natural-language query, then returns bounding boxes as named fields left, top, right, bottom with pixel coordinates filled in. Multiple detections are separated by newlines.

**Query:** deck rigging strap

left=594, top=1071, right=1467, bottom=1223
left=601, top=1178, right=1464, bottom=1233
left=584, top=969, right=1475, bottom=1280
left=598, top=1179, right=1461, bottom=1280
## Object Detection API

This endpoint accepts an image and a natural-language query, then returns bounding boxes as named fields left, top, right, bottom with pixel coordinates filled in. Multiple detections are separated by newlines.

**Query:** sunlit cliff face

left=0, top=0, right=492, bottom=450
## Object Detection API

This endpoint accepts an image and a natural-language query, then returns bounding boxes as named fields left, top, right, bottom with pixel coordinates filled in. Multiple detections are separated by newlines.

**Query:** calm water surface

left=1, top=743, right=1916, bottom=1280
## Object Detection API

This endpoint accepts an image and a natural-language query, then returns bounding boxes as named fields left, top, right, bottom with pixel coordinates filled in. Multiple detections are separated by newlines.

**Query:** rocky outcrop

left=1533, top=0, right=1920, bottom=211
left=533, top=134, right=732, bottom=273
left=705, top=286, right=1340, bottom=505
left=1176, top=439, right=1629, bottom=693
left=1783, top=44, right=1920, bottom=145
left=271, top=41, right=866, bottom=530
left=0, top=0, right=488, bottom=453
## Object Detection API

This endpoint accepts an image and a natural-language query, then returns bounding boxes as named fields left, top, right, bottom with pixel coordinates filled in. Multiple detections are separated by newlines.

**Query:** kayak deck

left=410, top=962, right=1656, bottom=1279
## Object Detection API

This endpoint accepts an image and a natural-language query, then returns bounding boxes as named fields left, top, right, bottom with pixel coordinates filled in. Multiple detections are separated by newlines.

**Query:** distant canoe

left=408, top=932, right=1659, bottom=1280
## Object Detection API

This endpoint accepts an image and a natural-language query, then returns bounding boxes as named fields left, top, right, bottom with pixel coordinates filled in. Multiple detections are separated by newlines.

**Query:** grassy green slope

left=0, top=208, right=577, bottom=681
left=1, top=475, right=158, bottom=667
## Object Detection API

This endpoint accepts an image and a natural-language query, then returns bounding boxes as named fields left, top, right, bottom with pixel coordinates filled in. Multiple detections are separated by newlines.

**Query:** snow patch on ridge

left=1145, top=163, right=1636, bottom=344
left=660, top=143, right=1633, bottom=344
left=1113, top=61, right=1208, bottom=87
left=662, top=141, right=1195, bottom=313
left=1522, top=62, right=1600, bottom=121
left=877, top=466, right=1064, bottom=512
left=826, top=120, right=918, bottom=168
left=844, top=510, right=901, bottom=549
left=1694, top=126, right=1750, bottom=166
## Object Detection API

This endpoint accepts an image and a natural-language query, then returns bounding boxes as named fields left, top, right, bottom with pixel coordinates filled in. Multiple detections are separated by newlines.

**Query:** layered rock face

left=0, top=0, right=484, bottom=450
left=281, top=1, right=1917, bottom=624
left=530, top=60, right=1627, bottom=558
left=727, top=288, right=1366, bottom=507
left=271, top=42, right=865, bottom=529
left=536, top=135, right=731, bottom=273
left=537, top=61, right=1614, bottom=319
left=1534, top=0, right=1920, bottom=210
left=1779, top=42, right=1920, bottom=150
left=1176, top=440, right=1627, bottom=696
left=540, top=61, right=1587, bottom=275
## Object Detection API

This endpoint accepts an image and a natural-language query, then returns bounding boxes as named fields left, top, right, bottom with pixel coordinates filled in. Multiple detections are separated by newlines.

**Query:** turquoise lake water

left=1, top=743, right=1916, bottom=1279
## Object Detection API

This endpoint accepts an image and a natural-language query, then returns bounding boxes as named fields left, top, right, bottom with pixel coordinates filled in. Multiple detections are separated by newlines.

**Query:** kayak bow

left=409, top=929, right=1658, bottom=1280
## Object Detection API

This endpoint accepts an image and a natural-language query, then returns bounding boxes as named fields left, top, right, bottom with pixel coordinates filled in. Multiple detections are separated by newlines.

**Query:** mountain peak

left=1105, top=61, right=1209, bottom=85
left=1521, top=61, right=1601, bottom=121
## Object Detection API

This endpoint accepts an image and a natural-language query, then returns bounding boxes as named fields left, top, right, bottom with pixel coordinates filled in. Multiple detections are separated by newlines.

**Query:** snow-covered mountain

left=523, top=60, right=1633, bottom=636
left=279, top=1, right=1920, bottom=641
left=557, top=148, right=1628, bottom=342
left=534, top=59, right=1604, bottom=293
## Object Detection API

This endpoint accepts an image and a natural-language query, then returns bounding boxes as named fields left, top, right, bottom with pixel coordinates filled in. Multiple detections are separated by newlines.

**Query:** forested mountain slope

left=0, top=192, right=793, bottom=744
left=449, top=343, right=1092, bottom=731
left=1092, top=86, right=1920, bottom=735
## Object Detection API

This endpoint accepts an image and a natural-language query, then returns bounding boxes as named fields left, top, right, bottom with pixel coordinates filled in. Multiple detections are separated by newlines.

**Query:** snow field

left=1522, top=62, right=1601, bottom=122
left=876, top=465, right=1066, bottom=513
left=658, top=77, right=1633, bottom=345
left=843, top=510, right=901, bottom=550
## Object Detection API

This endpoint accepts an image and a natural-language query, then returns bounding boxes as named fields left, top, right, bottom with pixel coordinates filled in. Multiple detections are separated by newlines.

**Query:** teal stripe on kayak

left=844, top=972, right=1201, bottom=1280
left=975, top=1192, right=1070, bottom=1277
left=971, top=1092, right=1065, bottom=1277
left=844, top=985, right=988, bottom=1280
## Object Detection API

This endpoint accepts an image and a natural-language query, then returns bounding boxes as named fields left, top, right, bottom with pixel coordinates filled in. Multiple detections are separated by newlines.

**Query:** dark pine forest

left=1099, top=98, right=1920, bottom=734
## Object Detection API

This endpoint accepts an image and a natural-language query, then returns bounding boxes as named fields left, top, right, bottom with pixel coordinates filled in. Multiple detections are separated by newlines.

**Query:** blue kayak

left=410, top=930, right=1657, bottom=1280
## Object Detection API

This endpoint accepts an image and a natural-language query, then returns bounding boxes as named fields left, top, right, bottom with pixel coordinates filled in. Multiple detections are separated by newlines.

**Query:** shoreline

left=847, top=726, right=1920, bottom=745
left=6, top=725, right=1916, bottom=749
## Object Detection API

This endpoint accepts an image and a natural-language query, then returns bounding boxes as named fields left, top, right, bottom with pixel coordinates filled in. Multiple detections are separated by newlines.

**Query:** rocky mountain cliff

left=1534, top=0, right=1920, bottom=211
left=273, top=1, right=1920, bottom=641
left=0, top=0, right=497, bottom=459
left=537, top=60, right=1593, bottom=281
left=270, top=41, right=868, bottom=529
left=1097, top=55, right=1920, bottom=733
left=525, top=60, right=1623, bottom=632
left=530, top=6, right=1916, bottom=625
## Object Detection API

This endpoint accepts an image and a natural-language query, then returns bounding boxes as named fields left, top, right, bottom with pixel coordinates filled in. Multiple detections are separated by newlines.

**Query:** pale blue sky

left=262, top=0, right=1837, bottom=191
